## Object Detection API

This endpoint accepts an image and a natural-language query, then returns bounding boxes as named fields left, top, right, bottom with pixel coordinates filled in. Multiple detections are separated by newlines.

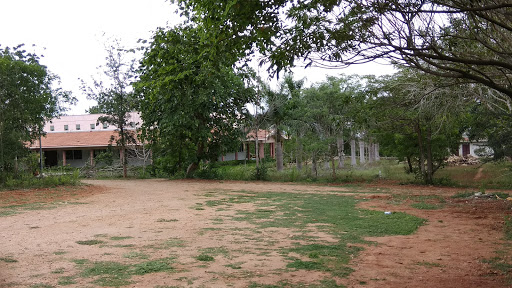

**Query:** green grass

left=123, top=251, right=150, bottom=259
left=410, top=202, right=444, bottom=210
left=156, top=218, right=179, bottom=222
left=0, top=257, right=17, bottom=263
left=505, top=216, right=512, bottom=241
left=109, top=236, right=133, bottom=241
left=57, top=276, right=76, bottom=285
left=196, top=254, right=215, bottom=262
left=78, top=258, right=176, bottom=286
left=202, top=190, right=425, bottom=286
left=29, top=284, right=54, bottom=288
left=76, top=240, right=104, bottom=245
left=415, top=261, right=443, bottom=268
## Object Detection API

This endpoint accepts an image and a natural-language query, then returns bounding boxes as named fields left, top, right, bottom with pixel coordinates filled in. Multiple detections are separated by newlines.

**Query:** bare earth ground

left=0, top=179, right=511, bottom=288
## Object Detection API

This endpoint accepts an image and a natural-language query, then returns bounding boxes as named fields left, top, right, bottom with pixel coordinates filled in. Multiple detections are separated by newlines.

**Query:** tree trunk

left=312, top=153, right=318, bottom=177
left=406, top=156, right=414, bottom=173
left=337, top=137, right=344, bottom=169
left=425, top=125, right=434, bottom=184
left=296, top=137, right=303, bottom=171
left=375, top=143, right=380, bottom=161
left=276, top=141, right=284, bottom=171
left=121, top=147, right=127, bottom=178
left=351, top=139, right=357, bottom=167
left=186, top=141, right=204, bottom=178
left=331, top=154, right=336, bottom=180
left=415, top=121, right=426, bottom=181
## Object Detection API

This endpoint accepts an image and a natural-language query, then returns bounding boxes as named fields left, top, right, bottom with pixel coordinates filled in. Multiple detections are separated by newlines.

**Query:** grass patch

left=202, top=190, right=425, bottom=284
left=53, top=251, right=67, bottom=255
left=156, top=218, right=179, bottom=222
left=505, top=216, right=512, bottom=241
left=0, top=257, right=17, bottom=263
left=410, top=202, right=444, bottom=210
left=57, top=276, right=76, bottom=285
left=132, top=258, right=175, bottom=275
left=76, top=258, right=176, bottom=286
left=123, top=251, right=149, bottom=259
left=76, top=240, right=104, bottom=245
left=29, top=284, right=54, bottom=288
left=196, top=254, right=215, bottom=262
left=109, top=236, right=133, bottom=241
left=415, top=261, right=443, bottom=268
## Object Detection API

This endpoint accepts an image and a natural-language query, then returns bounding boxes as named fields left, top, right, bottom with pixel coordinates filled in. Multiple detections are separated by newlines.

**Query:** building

left=456, top=135, right=493, bottom=157
left=28, top=113, right=142, bottom=168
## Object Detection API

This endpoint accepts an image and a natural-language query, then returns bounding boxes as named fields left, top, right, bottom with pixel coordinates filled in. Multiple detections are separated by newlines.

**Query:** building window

left=129, top=121, right=135, bottom=128
left=64, top=125, right=68, bottom=131
left=65, top=150, right=83, bottom=160
left=103, top=123, right=108, bottom=129
left=76, top=124, right=80, bottom=130
left=90, top=123, right=95, bottom=130
left=50, top=125, right=54, bottom=131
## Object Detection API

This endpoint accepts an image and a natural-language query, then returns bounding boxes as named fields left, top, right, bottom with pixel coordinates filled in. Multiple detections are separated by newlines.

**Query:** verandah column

left=90, top=150, right=94, bottom=166
left=62, top=150, right=66, bottom=166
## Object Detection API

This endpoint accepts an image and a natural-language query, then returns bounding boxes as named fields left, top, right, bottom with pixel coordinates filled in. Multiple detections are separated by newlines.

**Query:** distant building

left=457, top=134, right=493, bottom=157
left=28, top=112, right=142, bottom=168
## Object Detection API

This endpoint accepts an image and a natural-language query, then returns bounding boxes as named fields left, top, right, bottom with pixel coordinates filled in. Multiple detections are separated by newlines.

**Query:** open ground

left=1, top=179, right=511, bottom=288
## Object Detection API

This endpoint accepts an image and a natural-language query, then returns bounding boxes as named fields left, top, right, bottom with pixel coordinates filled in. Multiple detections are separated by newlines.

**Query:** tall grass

left=190, top=158, right=512, bottom=189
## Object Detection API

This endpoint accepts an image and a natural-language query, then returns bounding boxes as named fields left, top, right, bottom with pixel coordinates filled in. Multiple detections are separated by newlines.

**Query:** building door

left=462, top=143, right=470, bottom=157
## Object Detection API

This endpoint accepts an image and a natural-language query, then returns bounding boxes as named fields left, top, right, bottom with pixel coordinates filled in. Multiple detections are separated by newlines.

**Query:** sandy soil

left=0, top=179, right=511, bottom=288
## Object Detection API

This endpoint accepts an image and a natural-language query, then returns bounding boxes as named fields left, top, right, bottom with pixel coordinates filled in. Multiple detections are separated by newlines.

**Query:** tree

left=0, top=45, right=73, bottom=182
left=176, top=0, right=512, bottom=101
left=372, top=69, right=465, bottom=184
left=466, top=89, right=512, bottom=160
left=81, top=41, right=138, bottom=178
left=301, top=75, right=366, bottom=178
left=135, top=25, right=255, bottom=177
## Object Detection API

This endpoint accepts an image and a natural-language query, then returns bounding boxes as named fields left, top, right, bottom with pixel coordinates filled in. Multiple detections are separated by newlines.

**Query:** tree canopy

left=0, top=45, right=73, bottom=178
left=135, top=25, right=255, bottom=177
left=175, top=0, right=512, bottom=100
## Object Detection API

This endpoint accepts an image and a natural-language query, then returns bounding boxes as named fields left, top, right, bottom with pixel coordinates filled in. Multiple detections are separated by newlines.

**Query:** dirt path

left=0, top=179, right=510, bottom=287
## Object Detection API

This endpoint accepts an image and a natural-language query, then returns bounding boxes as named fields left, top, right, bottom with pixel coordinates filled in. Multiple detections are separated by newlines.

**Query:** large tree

left=175, top=0, right=512, bottom=100
left=372, top=69, right=465, bottom=184
left=135, top=26, right=255, bottom=177
left=81, top=41, right=138, bottom=178
left=0, top=45, right=73, bottom=181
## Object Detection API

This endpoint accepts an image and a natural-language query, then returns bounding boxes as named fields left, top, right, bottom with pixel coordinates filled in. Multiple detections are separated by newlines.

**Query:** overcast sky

left=1, top=0, right=394, bottom=115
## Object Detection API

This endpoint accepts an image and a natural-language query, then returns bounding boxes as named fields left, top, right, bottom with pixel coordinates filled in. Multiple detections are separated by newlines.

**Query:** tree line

left=2, top=1, right=511, bottom=185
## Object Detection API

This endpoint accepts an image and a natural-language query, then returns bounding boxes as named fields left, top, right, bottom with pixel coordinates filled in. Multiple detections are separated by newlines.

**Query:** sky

left=1, top=0, right=394, bottom=115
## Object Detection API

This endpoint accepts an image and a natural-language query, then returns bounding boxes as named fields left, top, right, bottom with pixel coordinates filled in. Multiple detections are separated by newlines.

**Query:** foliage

left=0, top=45, right=73, bottom=183
left=81, top=40, right=138, bottom=178
left=176, top=0, right=512, bottom=102
left=136, top=25, right=255, bottom=177
left=0, top=169, right=80, bottom=190
left=466, top=100, right=512, bottom=160
left=371, top=68, right=465, bottom=184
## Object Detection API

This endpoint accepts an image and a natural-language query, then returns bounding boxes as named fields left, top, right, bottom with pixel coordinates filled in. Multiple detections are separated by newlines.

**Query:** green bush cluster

left=1, top=170, right=80, bottom=190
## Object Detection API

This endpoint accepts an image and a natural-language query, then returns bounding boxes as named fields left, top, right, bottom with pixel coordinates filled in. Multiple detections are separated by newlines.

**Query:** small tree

left=81, top=40, right=138, bottom=178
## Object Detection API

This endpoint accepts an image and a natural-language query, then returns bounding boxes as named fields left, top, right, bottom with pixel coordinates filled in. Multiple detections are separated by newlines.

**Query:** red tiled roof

left=28, top=131, right=121, bottom=150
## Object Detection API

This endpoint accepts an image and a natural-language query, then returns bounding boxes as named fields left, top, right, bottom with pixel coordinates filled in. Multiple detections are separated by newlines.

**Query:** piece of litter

left=384, top=211, right=392, bottom=215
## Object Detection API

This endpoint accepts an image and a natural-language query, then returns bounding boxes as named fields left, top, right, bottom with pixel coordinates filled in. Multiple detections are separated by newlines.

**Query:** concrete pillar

left=359, top=141, right=365, bottom=164
left=62, top=150, right=66, bottom=166
left=351, top=139, right=357, bottom=167
left=259, top=142, right=264, bottom=159
left=90, top=150, right=94, bottom=166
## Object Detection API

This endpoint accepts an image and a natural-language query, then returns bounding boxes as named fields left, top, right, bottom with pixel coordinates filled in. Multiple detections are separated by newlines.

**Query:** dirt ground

left=0, top=179, right=511, bottom=288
